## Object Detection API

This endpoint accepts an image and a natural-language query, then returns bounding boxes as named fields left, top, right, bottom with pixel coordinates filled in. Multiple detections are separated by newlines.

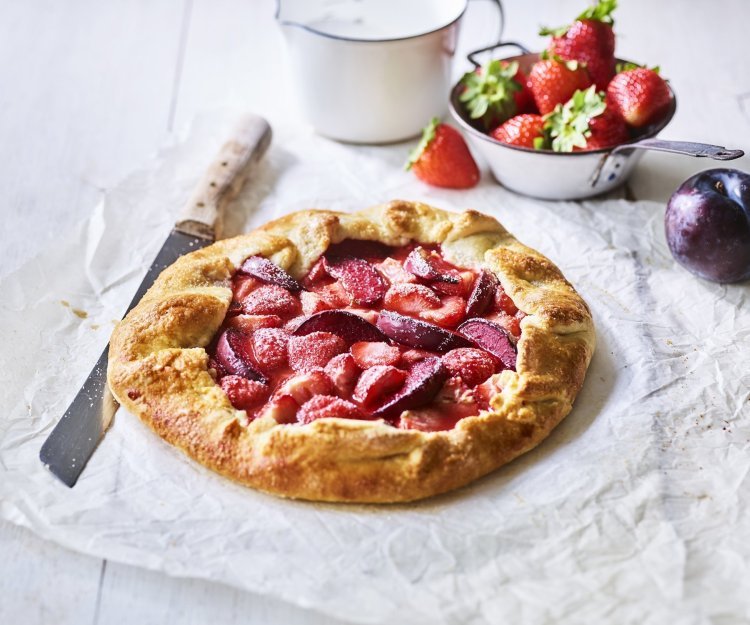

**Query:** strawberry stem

left=405, top=118, right=439, bottom=170
left=542, top=85, right=606, bottom=152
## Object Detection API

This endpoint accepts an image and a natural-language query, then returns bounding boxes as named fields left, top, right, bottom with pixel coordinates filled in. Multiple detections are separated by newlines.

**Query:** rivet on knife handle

left=175, top=114, right=273, bottom=240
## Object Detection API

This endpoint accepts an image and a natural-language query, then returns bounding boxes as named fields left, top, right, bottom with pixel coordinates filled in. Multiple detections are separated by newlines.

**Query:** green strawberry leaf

left=615, top=61, right=662, bottom=75
left=405, top=118, right=439, bottom=170
left=459, top=59, right=521, bottom=129
left=577, top=0, right=617, bottom=24
left=542, top=85, right=606, bottom=152
left=539, top=24, right=569, bottom=38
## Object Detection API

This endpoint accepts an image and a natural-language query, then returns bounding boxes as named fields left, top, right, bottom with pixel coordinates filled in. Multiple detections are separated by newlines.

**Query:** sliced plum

left=293, top=310, right=387, bottom=345
left=215, top=329, right=267, bottom=383
left=372, top=357, right=449, bottom=420
left=240, top=256, right=302, bottom=292
left=403, top=246, right=460, bottom=284
left=376, top=310, right=470, bottom=353
left=323, top=256, right=387, bottom=305
left=457, top=318, right=517, bottom=371
left=466, top=270, right=499, bottom=317
left=325, top=239, right=393, bottom=261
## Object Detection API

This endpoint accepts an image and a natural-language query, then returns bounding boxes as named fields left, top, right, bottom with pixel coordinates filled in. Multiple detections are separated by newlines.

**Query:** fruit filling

left=207, top=241, right=526, bottom=432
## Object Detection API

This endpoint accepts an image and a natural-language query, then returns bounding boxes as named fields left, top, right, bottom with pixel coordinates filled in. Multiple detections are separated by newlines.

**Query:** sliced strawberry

left=403, top=246, right=461, bottom=284
left=350, top=341, right=401, bottom=368
left=242, top=284, right=301, bottom=317
left=494, top=286, right=519, bottom=316
left=398, top=408, right=464, bottom=432
left=419, top=295, right=466, bottom=328
left=309, top=281, right=350, bottom=308
left=324, top=353, right=361, bottom=396
left=297, top=395, right=363, bottom=424
left=432, top=271, right=476, bottom=297
left=288, top=331, right=346, bottom=372
left=302, top=257, right=328, bottom=287
left=323, top=256, right=387, bottom=306
left=226, top=314, right=282, bottom=332
left=284, top=315, right=308, bottom=333
left=232, top=275, right=262, bottom=302
left=442, top=348, right=497, bottom=386
left=220, top=375, right=270, bottom=412
left=474, top=376, right=502, bottom=409
left=383, top=283, right=441, bottom=316
left=300, top=290, right=332, bottom=316
left=406, top=118, right=480, bottom=189
left=352, top=365, right=407, bottom=407
left=275, top=370, right=334, bottom=405
left=374, top=257, right=417, bottom=284
left=259, top=394, right=298, bottom=424
left=251, top=328, right=289, bottom=373
left=400, top=348, right=435, bottom=365
left=485, top=311, right=522, bottom=338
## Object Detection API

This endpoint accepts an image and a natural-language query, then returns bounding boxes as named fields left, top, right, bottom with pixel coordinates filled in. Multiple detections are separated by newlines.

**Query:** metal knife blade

left=40, top=114, right=272, bottom=486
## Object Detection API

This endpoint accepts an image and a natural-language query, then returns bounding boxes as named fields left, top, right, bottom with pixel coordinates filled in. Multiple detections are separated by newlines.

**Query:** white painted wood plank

left=0, top=0, right=187, bottom=279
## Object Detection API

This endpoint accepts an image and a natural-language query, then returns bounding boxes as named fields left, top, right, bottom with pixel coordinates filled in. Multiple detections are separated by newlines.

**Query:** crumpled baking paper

left=1, top=112, right=748, bottom=625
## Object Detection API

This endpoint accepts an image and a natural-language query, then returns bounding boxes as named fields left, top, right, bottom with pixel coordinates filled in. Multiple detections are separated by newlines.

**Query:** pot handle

left=611, top=138, right=744, bottom=160
left=467, top=40, right=531, bottom=69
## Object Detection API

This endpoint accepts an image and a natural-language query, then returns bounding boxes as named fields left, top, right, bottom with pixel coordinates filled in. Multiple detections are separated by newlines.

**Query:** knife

left=40, top=114, right=272, bottom=487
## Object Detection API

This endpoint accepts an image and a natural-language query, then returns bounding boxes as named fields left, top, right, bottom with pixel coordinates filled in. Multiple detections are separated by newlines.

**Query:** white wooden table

left=1, top=1, right=748, bottom=622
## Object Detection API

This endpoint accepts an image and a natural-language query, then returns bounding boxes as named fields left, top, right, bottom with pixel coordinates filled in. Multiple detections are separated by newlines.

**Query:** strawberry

left=383, top=283, right=441, bottom=316
left=374, top=257, right=417, bottom=284
left=406, top=118, right=480, bottom=189
left=324, top=353, right=361, bottom=396
left=400, top=348, right=435, bottom=365
left=493, top=286, right=519, bottom=316
left=287, top=331, right=346, bottom=372
left=297, top=395, right=363, bottom=424
left=310, top=281, right=350, bottom=309
left=459, top=59, right=531, bottom=130
left=528, top=55, right=592, bottom=116
left=542, top=85, right=628, bottom=152
left=442, top=348, right=496, bottom=387
left=491, top=114, right=545, bottom=148
left=485, top=311, right=522, bottom=338
left=350, top=341, right=401, bottom=368
left=225, top=314, right=282, bottom=332
left=323, top=256, right=387, bottom=306
left=300, top=290, right=332, bottom=316
left=251, top=328, right=289, bottom=373
left=259, top=394, right=298, bottom=424
left=606, top=65, right=672, bottom=127
left=302, top=257, right=328, bottom=287
left=275, top=370, right=334, bottom=405
left=220, top=375, right=270, bottom=412
left=541, top=0, right=617, bottom=90
left=431, top=271, right=476, bottom=297
left=232, top=275, right=262, bottom=302
left=242, top=284, right=300, bottom=317
left=352, top=365, right=407, bottom=407
left=419, top=295, right=466, bottom=328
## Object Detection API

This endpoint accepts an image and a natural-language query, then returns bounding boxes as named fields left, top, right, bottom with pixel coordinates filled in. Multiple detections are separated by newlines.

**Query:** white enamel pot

left=276, top=0, right=503, bottom=144
left=449, top=43, right=744, bottom=200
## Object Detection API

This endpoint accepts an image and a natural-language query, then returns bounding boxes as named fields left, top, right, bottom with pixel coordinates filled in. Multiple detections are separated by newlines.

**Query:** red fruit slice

left=323, top=256, right=387, bottom=305
left=324, top=353, right=361, bottom=396
left=300, top=290, right=332, bottom=316
left=442, top=348, right=497, bottom=386
left=398, top=408, right=463, bottom=432
left=297, top=395, right=363, bottom=424
left=403, top=247, right=460, bottom=284
left=431, top=271, right=475, bottom=296
left=376, top=310, right=471, bottom=353
left=220, top=375, right=270, bottom=412
left=260, top=394, right=298, bottom=424
left=293, top=310, right=387, bottom=345
left=383, top=283, right=441, bottom=315
left=343, top=308, right=379, bottom=325
left=350, top=341, right=401, bottom=368
left=494, top=287, right=519, bottom=316
left=225, top=314, right=282, bottom=332
left=242, top=284, right=301, bottom=317
left=466, top=270, right=499, bottom=317
left=325, top=239, right=393, bottom=261
left=226, top=301, right=244, bottom=317
left=232, top=275, right=262, bottom=302
left=302, top=257, right=328, bottom=287
left=374, top=257, right=417, bottom=284
left=275, top=370, right=334, bottom=405
left=215, top=329, right=267, bottom=382
left=353, top=365, right=407, bottom=407
left=240, top=256, right=302, bottom=292
left=372, top=357, right=448, bottom=420
left=400, top=348, right=435, bottom=365
left=288, top=331, right=346, bottom=372
left=485, top=311, right=522, bottom=338
left=251, top=328, right=289, bottom=373
left=458, top=318, right=517, bottom=371
left=419, top=295, right=466, bottom=328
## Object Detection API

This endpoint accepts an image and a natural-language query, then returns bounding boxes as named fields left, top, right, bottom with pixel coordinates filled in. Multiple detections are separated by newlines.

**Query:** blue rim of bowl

left=275, top=0, right=467, bottom=44
left=449, top=54, right=677, bottom=156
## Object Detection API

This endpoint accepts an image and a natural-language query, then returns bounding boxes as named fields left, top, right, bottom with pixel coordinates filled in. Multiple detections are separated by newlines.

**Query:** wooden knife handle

left=174, top=114, right=272, bottom=240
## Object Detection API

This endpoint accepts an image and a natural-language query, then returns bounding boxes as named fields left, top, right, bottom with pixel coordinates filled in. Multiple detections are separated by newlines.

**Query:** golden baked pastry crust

left=108, top=201, right=595, bottom=503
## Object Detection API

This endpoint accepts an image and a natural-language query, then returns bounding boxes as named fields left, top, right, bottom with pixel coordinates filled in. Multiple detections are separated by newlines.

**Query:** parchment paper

left=1, top=112, right=748, bottom=625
